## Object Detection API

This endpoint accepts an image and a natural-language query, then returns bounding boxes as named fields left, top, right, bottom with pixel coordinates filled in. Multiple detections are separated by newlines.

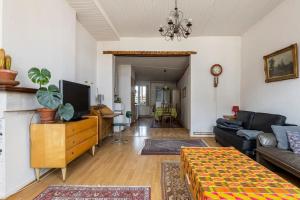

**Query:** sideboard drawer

left=66, top=127, right=97, bottom=150
left=66, top=135, right=97, bottom=164
left=66, top=118, right=97, bottom=138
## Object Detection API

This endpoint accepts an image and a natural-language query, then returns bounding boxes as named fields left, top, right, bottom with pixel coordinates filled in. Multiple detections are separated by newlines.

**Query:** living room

left=0, top=0, right=300, bottom=199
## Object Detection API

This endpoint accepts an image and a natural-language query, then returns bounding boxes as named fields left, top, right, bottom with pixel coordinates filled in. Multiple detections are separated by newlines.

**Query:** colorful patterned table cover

left=154, top=107, right=177, bottom=121
left=180, top=147, right=300, bottom=200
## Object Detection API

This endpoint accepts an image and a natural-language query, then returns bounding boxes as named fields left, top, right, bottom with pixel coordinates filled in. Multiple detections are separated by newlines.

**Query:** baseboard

left=192, top=132, right=215, bottom=137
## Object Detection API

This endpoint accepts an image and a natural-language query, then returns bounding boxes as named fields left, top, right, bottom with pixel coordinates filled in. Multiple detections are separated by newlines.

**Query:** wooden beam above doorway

left=102, top=50, right=197, bottom=57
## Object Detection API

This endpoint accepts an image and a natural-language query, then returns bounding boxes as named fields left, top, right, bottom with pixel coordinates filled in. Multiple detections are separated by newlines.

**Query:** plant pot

left=37, top=108, right=57, bottom=124
left=0, top=69, right=18, bottom=81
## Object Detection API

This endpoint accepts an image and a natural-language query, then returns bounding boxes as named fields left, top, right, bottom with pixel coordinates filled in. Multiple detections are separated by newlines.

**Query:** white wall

left=0, top=0, right=3, bottom=47
left=2, top=0, right=76, bottom=87
left=241, top=0, right=300, bottom=124
left=76, top=21, right=97, bottom=105
left=178, top=66, right=191, bottom=130
left=98, top=53, right=115, bottom=109
left=117, top=65, right=132, bottom=113
left=0, top=0, right=98, bottom=198
left=98, top=37, right=241, bottom=134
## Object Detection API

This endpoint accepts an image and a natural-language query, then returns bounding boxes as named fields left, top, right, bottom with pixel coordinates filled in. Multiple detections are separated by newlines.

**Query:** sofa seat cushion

left=251, top=112, right=286, bottom=133
left=257, top=147, right=300, bottom=172
left=214, top=127, right=256, bottom=155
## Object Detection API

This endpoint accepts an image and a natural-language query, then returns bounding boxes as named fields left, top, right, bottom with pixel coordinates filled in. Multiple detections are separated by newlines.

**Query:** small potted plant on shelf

left=28, top=67, right=74, bottom=123
left=0, top=48, right=19, bottom=86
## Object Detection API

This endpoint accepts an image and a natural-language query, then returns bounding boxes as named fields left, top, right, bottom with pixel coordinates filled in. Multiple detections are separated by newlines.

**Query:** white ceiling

left=116, top=56, right=189, bottom=81
left=66, top=0, right=119, bottom=40
left=66, top=0, right=283, bottom=40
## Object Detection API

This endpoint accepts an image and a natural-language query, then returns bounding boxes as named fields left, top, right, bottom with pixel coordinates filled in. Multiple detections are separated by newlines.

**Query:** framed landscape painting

left=264, top=44, right=298, bottom=83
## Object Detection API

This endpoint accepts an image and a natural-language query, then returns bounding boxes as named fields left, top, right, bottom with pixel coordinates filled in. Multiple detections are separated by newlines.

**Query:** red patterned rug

left=34, top=185, right=151, bottom=200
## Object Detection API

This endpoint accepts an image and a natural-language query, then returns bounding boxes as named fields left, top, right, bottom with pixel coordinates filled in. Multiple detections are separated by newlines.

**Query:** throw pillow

left=257, top=133, right=277, bottom=147
left=271, top=125, right=300, bottom=150
left=286, top=131, right=300, bottom=154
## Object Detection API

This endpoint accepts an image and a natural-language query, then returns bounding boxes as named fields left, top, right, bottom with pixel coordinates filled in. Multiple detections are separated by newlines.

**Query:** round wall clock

left=210, top=64, right=223, bottom=77
left=210, top=64, right=223, bottom=87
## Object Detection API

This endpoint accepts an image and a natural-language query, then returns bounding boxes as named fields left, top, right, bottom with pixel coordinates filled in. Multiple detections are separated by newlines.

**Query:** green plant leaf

left=58, top=103, right=74, bottom=121
left=28, top=67, right=51, bottom=86
left=28, top=68, right=40, bottom=83
left=48, top=84, right=59, bottom=92
left=36, top=87, right=61, bottom=109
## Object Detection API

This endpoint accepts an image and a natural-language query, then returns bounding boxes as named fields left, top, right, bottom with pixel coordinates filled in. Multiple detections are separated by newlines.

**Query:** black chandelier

left=159, top=0, right=192, bottom=41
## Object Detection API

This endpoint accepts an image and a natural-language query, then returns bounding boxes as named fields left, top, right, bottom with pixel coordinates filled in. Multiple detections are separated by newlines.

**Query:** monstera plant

left=28, top=67, right=74, bottom=123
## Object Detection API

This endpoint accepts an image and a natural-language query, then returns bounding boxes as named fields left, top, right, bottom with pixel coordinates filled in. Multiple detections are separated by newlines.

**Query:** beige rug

left=161, top=161, right=192, bottom=200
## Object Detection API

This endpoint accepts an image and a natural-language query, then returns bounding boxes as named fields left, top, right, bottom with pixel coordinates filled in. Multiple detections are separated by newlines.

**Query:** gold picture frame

left=264, top=44, right=298, bottom=83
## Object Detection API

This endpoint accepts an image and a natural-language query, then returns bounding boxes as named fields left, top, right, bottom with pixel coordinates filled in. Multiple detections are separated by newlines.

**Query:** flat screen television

left=59, top=80, right=90, bottom=120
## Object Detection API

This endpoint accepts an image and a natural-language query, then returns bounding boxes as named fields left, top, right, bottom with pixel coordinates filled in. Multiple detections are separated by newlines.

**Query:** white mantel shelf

left=0, top=86, right=37, bottom=94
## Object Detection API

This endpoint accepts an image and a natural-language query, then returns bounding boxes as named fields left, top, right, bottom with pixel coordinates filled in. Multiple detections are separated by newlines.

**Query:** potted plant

left=28, top=67, right=74, bottom=123
left=0, top=49, right=19, bottom=86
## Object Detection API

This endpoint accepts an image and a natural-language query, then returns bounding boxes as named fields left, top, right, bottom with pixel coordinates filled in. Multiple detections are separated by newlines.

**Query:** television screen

left=59, top=80, right=90, bottom=120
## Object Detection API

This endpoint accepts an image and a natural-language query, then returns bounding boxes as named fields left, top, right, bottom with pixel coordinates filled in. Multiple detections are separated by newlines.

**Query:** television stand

left=30, top=116, right=98, bottom=181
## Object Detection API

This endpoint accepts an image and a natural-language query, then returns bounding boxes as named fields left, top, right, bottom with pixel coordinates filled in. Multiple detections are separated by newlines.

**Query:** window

left=135, top=85, right=148, bottom=105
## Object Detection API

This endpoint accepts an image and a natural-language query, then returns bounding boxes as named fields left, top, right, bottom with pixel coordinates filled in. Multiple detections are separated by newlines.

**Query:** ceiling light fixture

left=159, top=0, right=192, bottom=41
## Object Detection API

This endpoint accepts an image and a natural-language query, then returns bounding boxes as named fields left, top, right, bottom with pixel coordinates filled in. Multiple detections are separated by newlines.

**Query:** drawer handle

left=71, top=152, right=74, bottom=155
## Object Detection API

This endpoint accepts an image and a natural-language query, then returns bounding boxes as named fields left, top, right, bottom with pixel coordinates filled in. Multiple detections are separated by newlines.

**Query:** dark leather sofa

left=256, top=136, right=300, bottom=179
left=214, top=111, right=287, bottom=156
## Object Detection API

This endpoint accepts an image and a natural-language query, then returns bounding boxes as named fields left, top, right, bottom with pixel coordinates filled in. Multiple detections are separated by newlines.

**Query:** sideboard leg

left=61, top=168, right=67, bottom=181
left=35, top=168, right=40, bottom=181
left=91, top=145, right=95, bottom=156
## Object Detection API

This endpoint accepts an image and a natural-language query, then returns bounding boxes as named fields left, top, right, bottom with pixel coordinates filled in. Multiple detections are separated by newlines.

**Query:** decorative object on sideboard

left=0, top=48, right=20, bottom=87
left=28, top=67, right=74, bottom=123
left=210, top=64, right=223, bottom=87
left=232, top=106, right=240, bottom=117
left=96, top=94, right=104, bottom=106
left=264, top=43, right=298, bottom=83
left=114, top=96, right=123, bottom=113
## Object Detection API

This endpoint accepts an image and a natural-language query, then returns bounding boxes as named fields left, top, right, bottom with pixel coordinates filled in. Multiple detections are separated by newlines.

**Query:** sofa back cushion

left=236, top=111, right=255, bottom=129
left=287, top=131, right=300, bottom=154
left=250, top=112, right=286, bottom=133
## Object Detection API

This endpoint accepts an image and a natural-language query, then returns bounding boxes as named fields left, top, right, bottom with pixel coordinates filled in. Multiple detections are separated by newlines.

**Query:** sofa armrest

left=257, top=133, right=277, bottom=148
left=283, top=123, right=298, bottom=126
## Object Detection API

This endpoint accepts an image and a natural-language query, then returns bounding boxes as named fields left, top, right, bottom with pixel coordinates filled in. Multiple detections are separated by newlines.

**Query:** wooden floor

left=8, top=118, right=218, bottom=200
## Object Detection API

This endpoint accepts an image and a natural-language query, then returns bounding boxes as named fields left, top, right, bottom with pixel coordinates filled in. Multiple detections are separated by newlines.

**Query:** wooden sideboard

left=90, top=105, right=114, bottom=144
left=30, top=117, right=98, bottom=181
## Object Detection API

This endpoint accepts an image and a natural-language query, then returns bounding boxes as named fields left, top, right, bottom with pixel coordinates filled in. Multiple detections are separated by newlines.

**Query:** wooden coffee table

left=180, top=147, right=300, bottom=200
